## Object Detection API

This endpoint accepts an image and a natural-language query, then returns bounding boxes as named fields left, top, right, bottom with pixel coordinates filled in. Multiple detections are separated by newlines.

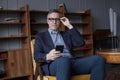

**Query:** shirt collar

left=48, top=28, right=60, bottom=34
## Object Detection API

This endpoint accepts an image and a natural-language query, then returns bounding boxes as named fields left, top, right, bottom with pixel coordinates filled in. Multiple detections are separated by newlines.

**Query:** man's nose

left=53, top=20, right=57, bottom=23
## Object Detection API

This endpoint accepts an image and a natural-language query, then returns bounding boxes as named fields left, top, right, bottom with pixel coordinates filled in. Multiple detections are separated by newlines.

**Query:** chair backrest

left=31, top=39, right=35, bottom=73
left=31, top=39, right=42, bottom=80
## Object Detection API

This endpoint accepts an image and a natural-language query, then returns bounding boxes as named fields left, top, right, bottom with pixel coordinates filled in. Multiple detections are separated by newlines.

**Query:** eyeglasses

left=48, top=18, right=60, bottom=21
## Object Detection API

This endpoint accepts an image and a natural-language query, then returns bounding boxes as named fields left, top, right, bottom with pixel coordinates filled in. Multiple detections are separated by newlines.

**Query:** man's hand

left=46, top=49, right=62, bottom=61
left=60, top=17, right=73, bottom=29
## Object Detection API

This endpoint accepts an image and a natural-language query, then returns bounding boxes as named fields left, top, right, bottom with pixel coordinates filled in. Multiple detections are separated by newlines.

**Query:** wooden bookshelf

left=0, top=5, right=33, bottom=80
left=59, top=6, right=94, bottom=57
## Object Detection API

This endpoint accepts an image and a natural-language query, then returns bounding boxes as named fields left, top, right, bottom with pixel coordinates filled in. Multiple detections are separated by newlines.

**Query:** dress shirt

left=48, top=29, right=72, bottom=58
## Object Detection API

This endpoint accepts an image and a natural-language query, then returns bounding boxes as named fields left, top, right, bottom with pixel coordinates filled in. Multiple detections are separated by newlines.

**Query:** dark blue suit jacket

left=34, top=28, right=85, bottom=75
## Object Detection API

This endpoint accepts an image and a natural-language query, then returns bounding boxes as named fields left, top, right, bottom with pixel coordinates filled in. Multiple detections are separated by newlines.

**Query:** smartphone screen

left=55, top=45, right=64, bottom=53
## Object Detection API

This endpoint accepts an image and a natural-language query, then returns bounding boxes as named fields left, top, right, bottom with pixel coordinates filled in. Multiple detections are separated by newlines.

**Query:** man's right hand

left=60, top=17, right=73, bottom=29
left=46, top=49, right=62, bottom=61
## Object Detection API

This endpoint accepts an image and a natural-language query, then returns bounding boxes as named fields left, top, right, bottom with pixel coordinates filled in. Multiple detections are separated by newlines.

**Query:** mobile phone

left=55, top=45, right=64, bottom=53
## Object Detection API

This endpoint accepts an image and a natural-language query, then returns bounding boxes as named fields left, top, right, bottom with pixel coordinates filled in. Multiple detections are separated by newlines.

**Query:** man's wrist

left=46, top=54, right=49, bottom=60
left=67, top=24, right=73, bottom=29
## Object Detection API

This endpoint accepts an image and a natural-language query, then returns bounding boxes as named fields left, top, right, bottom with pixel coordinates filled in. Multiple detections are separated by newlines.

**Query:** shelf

left=0, top=22, right=25, bottom=25
left=71, top=22, right=89, bottom=25
left=0, top=35, right=28, bottom=39
left=64, top=10, right=91, bottom=17
left=64, top=11, right=89, bottom=15
left=31, top=22, right=47, bottom=25
left=30, top=10, right=49, bottom=38
left=0, top=9, right=26, bottom=13
left=30, top=10, right=48, bottom=13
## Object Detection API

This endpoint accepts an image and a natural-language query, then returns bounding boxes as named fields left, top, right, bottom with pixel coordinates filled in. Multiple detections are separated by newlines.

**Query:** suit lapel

left=60, top=32, right=71, bottom=50
left=45, top=31, right=55, bottom=48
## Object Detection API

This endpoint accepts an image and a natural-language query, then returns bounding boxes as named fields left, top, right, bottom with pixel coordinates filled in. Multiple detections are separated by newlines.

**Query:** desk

left=97, top=49, right=120, bottom=80
left=97, top=49, right=120, bottom=63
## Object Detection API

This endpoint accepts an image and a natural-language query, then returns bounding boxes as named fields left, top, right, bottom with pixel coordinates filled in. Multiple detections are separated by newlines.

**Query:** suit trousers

left=49, top=55, right=105, bottom=80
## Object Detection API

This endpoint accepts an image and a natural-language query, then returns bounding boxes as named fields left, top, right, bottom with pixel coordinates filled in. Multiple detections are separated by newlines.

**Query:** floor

left=105, top=64, right=120, bottom=80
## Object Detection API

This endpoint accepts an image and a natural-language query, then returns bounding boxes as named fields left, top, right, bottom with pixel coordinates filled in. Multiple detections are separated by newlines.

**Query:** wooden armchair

left=31, top=39, right=90, bottom=80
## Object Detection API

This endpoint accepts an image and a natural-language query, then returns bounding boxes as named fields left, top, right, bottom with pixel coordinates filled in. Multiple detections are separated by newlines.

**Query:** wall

left=0, top=0, right=120, bottom=43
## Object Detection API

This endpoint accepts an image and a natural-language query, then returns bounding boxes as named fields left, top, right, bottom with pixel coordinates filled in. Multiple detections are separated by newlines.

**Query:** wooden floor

left=105, top=64, right=120, bottom=80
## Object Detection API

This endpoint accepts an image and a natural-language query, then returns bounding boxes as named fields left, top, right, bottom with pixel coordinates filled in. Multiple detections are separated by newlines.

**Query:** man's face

left=47, top=12, right=60, bottom=31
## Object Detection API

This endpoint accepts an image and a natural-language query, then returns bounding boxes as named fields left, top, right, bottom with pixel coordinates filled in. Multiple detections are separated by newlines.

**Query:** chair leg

left=34, top=63, right=43, bottom=80
left=34, top=63, right=39, bottom=80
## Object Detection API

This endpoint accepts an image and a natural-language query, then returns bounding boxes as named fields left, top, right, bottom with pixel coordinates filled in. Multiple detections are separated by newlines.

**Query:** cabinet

left=0, top=5, right=33, bottom=80
left=30, top=10, right=49, bottom=38
left=93, top=29, right=119, bottom=50
left=59, top=6, right=93, bottom=56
